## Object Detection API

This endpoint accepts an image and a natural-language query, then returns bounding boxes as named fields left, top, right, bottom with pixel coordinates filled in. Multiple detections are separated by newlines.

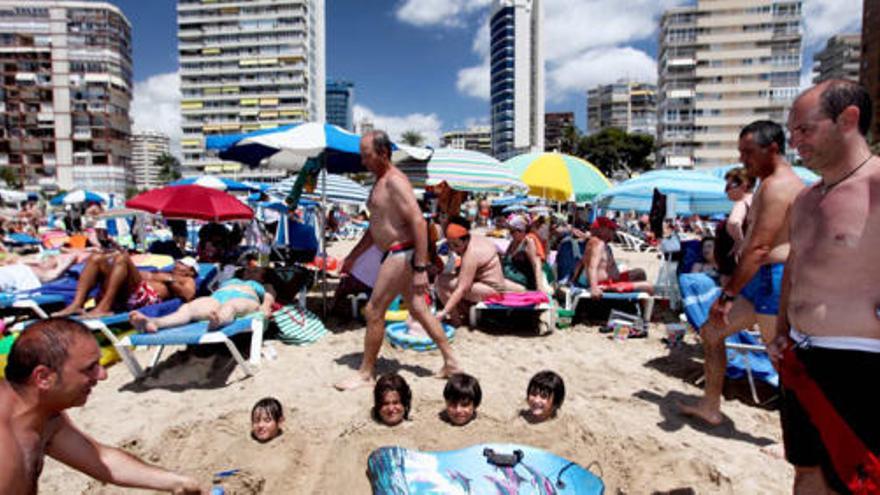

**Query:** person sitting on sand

left=52, top=253, right=197, bottom=318
left=372, top=373, right=411, bottom=427
left=435, top=216, right=521, bottom=326
left=130, top=269, right=275, bottom=333
left=570, top=217, right=654, bottom=298
left=523, top=370, right=565, bottom=423
left=442, top=372, right=482, bottom=426
left=251, top=397, right=285, bottom=443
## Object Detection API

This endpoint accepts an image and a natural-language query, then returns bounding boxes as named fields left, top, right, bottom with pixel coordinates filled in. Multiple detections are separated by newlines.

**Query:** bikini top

left=219, top=278, right=266, bottom=300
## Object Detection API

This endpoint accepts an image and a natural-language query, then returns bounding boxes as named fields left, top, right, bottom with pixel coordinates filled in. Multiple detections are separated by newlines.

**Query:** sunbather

left=129, top=270, right=275, bottom=333
left=0, top=253, right=77, bottom=293
left=501, top=215, right=551, bottom=294
left=570, top=217, right=654, bottom=297
left=52, top=252, right=197, bottom=318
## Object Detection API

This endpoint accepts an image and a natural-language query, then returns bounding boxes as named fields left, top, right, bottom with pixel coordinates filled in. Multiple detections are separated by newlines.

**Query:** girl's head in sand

left=525, top=371, right=565, bottom=423
left=443, top=373, right=481, bottom=426
left=372, top=373, right=411, bottom=427
left=251, top=397, right=284, bottom=443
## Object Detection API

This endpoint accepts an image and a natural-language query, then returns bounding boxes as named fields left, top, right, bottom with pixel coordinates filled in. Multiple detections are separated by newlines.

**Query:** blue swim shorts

left=739, top=263, right=784, bottom=315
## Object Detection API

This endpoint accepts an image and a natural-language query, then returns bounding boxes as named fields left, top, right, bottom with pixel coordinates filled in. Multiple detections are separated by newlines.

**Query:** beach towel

left=272, top=305, right=327, bottom=345
left=782, top=347, right=880, bottom=494
left=483, top=291, right=549, bottom=308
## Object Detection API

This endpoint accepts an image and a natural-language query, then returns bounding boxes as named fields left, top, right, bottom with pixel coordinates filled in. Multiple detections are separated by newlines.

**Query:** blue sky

left=119, top=0, right=863, bottom=153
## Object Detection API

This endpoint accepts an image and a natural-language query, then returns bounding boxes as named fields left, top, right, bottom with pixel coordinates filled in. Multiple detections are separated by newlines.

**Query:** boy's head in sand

left=372, top=373, right=411, bottom=427
left=251, top=397, right=284, bottom=443
left=525, top=371, right=565, bottom=423
left=443, top=372, right=481, bottom=426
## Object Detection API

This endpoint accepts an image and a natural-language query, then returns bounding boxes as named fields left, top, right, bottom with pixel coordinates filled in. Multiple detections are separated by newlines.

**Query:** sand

left=39, top=243, right=793, bottom=494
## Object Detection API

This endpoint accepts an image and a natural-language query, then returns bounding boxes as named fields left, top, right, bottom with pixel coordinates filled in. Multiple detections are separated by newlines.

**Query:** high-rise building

left=489, top=0, right=544, bottom=160
left=0, top=1, right=133, bottom=194
left=130, top=130, right=171, bottom=190
left=442, top=126, right=492, bottom=155
left=587, top=82, right=657, bottom=137
left=814, top=33, right=862, bottom=84
left=544, top=112, right=574, bottom=151
left=862, top=0, right=880, bottom=144
left=177, top=0, right=325, bottom=181
left=657, top=1, right=803, bottom=169
left=326, top=80, right=353, bottom=131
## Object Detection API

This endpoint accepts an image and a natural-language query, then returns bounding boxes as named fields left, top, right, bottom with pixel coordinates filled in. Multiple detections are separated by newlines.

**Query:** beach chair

left=615, top=231, right=658, bottom=253
left=468, top=291, right=556, bottom=335
left=0, top=292, right=68, bottom=319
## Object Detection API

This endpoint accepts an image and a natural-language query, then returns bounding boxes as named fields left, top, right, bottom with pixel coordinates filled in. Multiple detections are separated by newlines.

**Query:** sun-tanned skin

left=679, top=126, right=804, bottom=427
left=334, top=131, right=460, bottom=390
left=129, top=284, right=274, bottom=333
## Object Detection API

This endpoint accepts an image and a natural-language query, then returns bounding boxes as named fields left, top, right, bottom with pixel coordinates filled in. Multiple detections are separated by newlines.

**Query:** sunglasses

left=725, top=181, right=742, bottom=190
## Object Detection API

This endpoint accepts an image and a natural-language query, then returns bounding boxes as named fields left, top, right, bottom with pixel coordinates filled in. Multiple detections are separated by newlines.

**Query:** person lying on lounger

left=129, top=269, right=275, bottom=333
left=0, top=253, right=77, bottom=293
left=570, top=217, right=654, bottom=298
left=52, top=252, right=197, bottom=318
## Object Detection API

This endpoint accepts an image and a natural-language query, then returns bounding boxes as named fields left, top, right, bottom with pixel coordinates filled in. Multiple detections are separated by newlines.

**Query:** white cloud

left=353, top=104, right=443, bottom=146
left=803, top=0, right=862, bottom=47
left=548, top=47, right=658, bottom=100
left=456, top=61, right=490, bottom=100
left=394, top=0, right=492, bottom=27
left=130, top=71, right=182, bottom=157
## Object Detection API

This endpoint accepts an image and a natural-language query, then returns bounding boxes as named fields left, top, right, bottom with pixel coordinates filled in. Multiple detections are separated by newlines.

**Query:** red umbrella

left=126, top=185, right=253, bottom=221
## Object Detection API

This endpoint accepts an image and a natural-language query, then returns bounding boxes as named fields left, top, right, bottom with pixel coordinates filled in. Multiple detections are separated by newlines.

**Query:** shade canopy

left=169, top=176, right=258, bottom=192
left=504, top=152, right=611, bottom=202
left=50, top=190, right=107, bottom=206
left=705, top=164, right=820, bottom=184
left=397, top=148, right=526, bottom=193
left=269, top=174, right=369, bottom=205
left=126, top=185, right=253, bottom=222
left=595, top=170, right=733, bottom=216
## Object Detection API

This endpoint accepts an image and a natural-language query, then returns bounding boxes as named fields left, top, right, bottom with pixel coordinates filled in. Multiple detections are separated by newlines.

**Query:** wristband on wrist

left=411, top=258, right=428, bottom=272
left=719, top=291, right=736, bottom=304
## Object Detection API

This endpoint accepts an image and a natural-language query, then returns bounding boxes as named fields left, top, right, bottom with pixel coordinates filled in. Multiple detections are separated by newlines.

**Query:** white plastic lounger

left=468, top=300, right=555, bottom=335
left=91, top=315, right=264, bottom=380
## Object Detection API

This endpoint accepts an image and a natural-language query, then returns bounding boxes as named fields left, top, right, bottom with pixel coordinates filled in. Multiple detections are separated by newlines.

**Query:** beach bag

left=271, top=305, right=326, bottom=345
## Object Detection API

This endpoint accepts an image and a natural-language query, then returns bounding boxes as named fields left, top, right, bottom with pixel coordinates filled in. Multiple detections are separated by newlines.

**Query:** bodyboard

left=367, top=443, right=604, bottom=494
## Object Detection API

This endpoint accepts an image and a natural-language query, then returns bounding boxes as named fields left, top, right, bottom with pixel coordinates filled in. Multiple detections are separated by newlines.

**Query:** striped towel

left=272, top=305, right=327, bottom=345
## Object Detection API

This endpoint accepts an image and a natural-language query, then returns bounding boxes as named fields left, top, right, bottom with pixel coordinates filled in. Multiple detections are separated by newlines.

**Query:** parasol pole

left=320, top=161, right=328, bottom=318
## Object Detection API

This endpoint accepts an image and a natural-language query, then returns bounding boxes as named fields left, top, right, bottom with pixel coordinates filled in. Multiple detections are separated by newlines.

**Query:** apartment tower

left=489, top=0, right=544, bottom=160
left=441, top=126, right=492, bottom=155
left=0, top=1, right=132, bottom=193
left=544, top=112, right=574, bottom=151
left=130, top=130, right=171, bottom=190
left=813, top=33, right=862, bottom=84
left=587, top=82, right=657, bottom=137
left=657, top=0, right=803, bottom=169
left=177, top=0, right=325, bottom=180
left=326, top=80, right=354, bottom=131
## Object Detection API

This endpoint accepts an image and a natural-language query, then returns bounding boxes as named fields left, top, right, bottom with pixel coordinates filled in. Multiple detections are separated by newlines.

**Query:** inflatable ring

left=384, top=310, right=409, bottom=322
left=385, top=321, right=455, bottom=351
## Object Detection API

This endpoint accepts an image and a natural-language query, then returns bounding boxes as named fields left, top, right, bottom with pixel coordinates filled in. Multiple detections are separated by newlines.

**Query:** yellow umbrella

left=504, top=152, right=611, bottom=202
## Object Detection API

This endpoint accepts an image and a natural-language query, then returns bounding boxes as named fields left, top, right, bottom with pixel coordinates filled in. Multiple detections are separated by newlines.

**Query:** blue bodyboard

left=367, top=443, right=604, bottom=494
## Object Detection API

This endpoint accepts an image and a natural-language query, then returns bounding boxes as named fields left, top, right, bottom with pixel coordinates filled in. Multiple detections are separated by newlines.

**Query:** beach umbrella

left=595, top=170, right=732, bottom=216
left=169, top=176, right=258, bottom=192
left=49, top=189, right=107, bottom=206
left=205, top=122, right=431, bottom=173
left=491, top=195, right=529, bottom=207
left=126, top=185, right=253, bottom=222
left=502, top=204, right=528, bottom=214
left=705, top=164, right=820, bottom=184
left=504, top=152, right=612, bottom=202
left=269, top=174, right=369, bottom=205
left=397, top=148, right=527, bottom=193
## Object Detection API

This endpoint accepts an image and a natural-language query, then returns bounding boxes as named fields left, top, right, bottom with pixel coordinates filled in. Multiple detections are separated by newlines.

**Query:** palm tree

left=401, top=130, right=425, bottom=146
left=154, top=153, right=182, bottom=184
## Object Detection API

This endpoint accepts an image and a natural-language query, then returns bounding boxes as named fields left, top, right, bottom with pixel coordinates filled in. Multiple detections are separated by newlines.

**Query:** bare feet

left=52, top=305, right=83, bottom=317
left=435, top=363, right=462, bottom=380
left=334, top=373, right=375, bottom=391
left=129, top=311, right=158, bottom=333
left=677, top=400, right=724, bottom=426
left=82, top=308, right=114, bottom=319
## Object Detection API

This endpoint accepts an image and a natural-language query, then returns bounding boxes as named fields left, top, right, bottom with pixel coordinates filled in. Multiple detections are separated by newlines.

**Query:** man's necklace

left=819, top=155, right=874, bottom=195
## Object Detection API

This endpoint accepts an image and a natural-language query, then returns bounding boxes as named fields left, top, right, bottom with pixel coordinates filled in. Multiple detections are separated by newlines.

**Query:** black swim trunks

left=781, top=340, right=880, bottom=494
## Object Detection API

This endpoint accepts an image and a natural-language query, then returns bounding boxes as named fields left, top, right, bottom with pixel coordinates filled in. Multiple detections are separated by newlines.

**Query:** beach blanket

left=483, top=291, right=549, bottom=308
left=678, top=272, right=778, bottom=387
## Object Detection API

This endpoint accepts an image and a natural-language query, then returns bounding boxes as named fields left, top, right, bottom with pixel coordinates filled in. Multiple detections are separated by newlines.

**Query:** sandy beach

left=39, top=243, right=793, bottom=494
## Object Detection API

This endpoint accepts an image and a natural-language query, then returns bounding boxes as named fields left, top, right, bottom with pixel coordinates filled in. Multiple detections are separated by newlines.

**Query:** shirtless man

left=679, top=120, right=804, bottom=425
left=53, top=253, right=197, bottom=318
left=435, top=216, right=518, bottom=325
left=571, top=217, right=653, bottom=297
left=0, top=318, right=202, bottom=494
left=770, top=80, right=880, bottom=494
left=335, top=130, right=460, bottom=390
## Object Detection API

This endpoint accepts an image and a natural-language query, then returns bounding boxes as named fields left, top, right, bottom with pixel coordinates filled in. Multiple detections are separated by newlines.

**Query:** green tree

left=0, top=166, right=21, bottom=189
left=577, top=128, right=654, bottom=177
left=155, top=153, right=182, bottom=184
left=400, top=130, right=425, bottom=146
left=559, top=125, right=580, bottom=155
left=125, top=186, right=141, bottom=199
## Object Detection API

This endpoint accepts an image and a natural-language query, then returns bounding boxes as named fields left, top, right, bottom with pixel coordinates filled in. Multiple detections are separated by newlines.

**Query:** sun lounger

left=469, top=291, right=555, bottom=335
left=0, top=292, right=68, bottom=319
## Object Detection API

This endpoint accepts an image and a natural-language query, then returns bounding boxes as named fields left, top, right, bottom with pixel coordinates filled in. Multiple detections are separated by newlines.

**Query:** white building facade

left=489, top=0, right=544, bottom=160
left=177, top=0, right=325, bottom=181
left=130, top=130, right=171, bottom=190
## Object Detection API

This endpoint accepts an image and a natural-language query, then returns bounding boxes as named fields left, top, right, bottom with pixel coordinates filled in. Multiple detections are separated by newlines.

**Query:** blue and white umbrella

left=169, top=176, right=258, bottom=192
left=705, top=164, right=820, bottom=184
left=50, top=189, right=108, bottom=206
left=269, top=174, right=369, bottom=205
left=205, top=122, right=431, bottom=173
left=596, top=170, right=732, bottom=216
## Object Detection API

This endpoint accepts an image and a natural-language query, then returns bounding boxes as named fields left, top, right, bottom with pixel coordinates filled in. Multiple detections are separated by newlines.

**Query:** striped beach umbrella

left=705, top=164, right=820, bottom=184
left=596, top=170, right=732, bottom=216
left=504, top=153, right=612, bottom=202
left=50, top=190, right=108, bottom=206
left=269, top=174, right=369, bottom=205
left=169, top=176, right=258, bottom=192
left=397, top=148, right=527, bottom=193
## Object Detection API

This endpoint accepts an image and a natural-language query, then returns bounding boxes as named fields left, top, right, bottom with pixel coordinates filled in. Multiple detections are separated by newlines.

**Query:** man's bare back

left=787, top=158, right=880, bottom=339
left=366, top=167, right=416, bottom=251
left=743, top=168, right=804, bottom=265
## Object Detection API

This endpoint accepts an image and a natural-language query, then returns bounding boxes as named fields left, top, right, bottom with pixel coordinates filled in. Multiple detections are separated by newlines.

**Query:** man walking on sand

left=335, top=130, right=460, bottom=391
left=678, top=120, right=804, bottom=425
left=0, top=318, right=202, bottom=494
left=770, top=80, right=880, bottom=494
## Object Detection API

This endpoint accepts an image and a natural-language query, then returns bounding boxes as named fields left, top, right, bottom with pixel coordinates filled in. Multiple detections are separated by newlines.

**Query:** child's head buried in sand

left=251, top=397, right=284, bottom=443
left=372, top=373, right=412, bottom=427
left=442, top=372, right=482, bottom=426
left=524, top=370, right=565, bottom=423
